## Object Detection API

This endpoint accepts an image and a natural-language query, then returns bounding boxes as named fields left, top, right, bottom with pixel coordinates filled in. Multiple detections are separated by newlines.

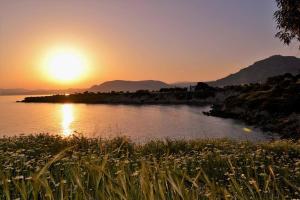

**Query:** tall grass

left=0, top=134, right=299, bottom=199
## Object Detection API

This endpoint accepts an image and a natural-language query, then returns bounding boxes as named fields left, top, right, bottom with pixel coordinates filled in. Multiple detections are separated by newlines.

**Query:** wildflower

left=115, top=170, right=123, bottom=175
left=241, top=174, right=246, bottom=179
left=132, top=171, right=139, bottom=176
left=204, top=192, right=211, bottom=197
left=259, top=173, right=267, bottom=177
left=13, top=176, right=24, bottom=180
left=243, top=128, right=252, bottom=133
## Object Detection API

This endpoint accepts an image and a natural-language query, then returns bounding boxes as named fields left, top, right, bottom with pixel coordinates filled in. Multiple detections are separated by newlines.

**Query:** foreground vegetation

left=0, top=134, right=300, bottom=199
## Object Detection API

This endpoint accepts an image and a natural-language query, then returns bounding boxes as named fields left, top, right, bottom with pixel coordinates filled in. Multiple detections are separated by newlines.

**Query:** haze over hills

left=1, top=55, right=300, bottom=95
left=85, top=55, right=300, bottom=91
left=0, top=88, right=31, bottom=95
left=0, top=81, right=170, bottom=95
left=207, top=55, right=300, bottom=87
left=0, top=88, right=83, bottom=96
left=89, top=80, right=170, bottom=92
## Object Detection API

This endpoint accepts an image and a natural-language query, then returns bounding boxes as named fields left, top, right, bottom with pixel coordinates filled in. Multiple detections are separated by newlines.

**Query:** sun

left=43, top=47, right=88, bottom=83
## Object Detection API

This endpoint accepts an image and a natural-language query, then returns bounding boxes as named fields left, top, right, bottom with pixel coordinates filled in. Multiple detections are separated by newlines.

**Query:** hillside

left=89, top=80, right=170, bottom=92
left=208, top=55, right=300, bottom=87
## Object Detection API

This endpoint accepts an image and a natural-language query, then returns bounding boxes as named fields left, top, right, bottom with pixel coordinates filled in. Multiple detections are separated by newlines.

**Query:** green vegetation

left=274, top=0, right=300, bottom=46
left=0, top=134, right=300, bottom=199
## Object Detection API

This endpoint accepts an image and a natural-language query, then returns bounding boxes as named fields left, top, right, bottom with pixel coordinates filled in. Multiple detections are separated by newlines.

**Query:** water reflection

left=61, top=104, right=74, bottom=136
left=0, top=95, right=273, bottom=141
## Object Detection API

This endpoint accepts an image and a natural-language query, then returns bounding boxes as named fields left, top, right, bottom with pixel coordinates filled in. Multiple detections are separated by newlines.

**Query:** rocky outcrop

left=208, top=73, right=300, bottom=139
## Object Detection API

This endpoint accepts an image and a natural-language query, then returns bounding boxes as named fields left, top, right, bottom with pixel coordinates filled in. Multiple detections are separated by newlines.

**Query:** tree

left=274, top=0, right=300, bottom=46
left=195, top=82, right=213, bottom=91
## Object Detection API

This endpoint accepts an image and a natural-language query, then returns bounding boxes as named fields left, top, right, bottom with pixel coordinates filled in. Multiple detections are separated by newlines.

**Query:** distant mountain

left=1, top=80, right=169, bottom=95
left=208, top=55, right=300, bottom=87
left=89, top=80, right=170, bottom=92
left=0, top=88, right=83, bottom=95
left=0, top=88, right=31, bottom=95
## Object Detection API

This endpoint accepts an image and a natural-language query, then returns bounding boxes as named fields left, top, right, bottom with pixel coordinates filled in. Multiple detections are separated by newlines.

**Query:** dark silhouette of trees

left=195, top=82, right=214, bottom=91
left=274, top=0, right=300, bottom=46
left=159, top=87, right=187, bottom=92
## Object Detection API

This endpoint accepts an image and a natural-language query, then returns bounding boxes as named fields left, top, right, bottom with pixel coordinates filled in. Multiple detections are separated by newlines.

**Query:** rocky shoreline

left=207, top=73, right=300, bottom=139
left=19, top=74, right=300, bottom=139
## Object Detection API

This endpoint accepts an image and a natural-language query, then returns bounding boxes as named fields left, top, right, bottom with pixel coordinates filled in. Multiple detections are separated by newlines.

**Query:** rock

left=208, top=73, right=300, bottom=139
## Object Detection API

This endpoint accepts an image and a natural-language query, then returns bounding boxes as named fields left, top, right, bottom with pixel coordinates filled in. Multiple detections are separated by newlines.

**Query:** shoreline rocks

left=207, top=73, right=300, bottom=139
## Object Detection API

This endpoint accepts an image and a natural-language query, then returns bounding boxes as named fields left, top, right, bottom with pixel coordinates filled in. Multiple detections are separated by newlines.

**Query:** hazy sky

left=0, top=0, right=299, bottom=89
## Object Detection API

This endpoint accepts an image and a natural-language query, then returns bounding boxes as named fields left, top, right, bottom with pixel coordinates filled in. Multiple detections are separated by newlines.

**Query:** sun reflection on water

left=61, top=104, right=74, bottom=137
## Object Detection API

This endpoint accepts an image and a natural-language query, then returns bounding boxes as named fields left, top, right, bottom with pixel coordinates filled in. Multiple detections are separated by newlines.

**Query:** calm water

left=0, top=96, right=274, bottom=142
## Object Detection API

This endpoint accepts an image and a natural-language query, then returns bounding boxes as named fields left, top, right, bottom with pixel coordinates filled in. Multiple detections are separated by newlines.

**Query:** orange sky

left=0, top=0, right=299, bottom=89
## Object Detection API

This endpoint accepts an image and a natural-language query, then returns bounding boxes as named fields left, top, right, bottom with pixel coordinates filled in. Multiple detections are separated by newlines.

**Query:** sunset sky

left=0, top=0, right=299, bottom=89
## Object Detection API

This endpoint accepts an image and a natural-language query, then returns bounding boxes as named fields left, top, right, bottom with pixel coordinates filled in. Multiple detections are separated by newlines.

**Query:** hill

left=208, top=55, right=300, bottom=87
left=89, top=80, right=170, bottom=92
